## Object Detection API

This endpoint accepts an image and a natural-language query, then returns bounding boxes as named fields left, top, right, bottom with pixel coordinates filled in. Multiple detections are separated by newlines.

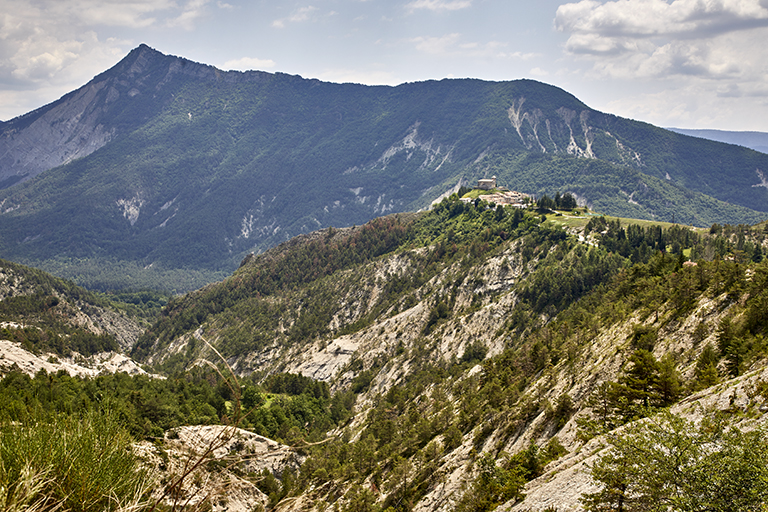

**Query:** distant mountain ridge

left=668, top=128, right=768, bottom=154
left=0, top=44, right=766, bottom=291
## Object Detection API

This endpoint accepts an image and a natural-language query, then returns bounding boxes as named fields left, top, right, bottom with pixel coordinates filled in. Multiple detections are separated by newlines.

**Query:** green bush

left=455, top=452, right=526, bottom=512
left=582, top=411, right=768, bottom=512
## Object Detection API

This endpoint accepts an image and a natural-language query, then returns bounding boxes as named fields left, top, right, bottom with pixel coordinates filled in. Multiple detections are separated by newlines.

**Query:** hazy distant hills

left=0, top=44, right=766, bottom=291
left=668, top=128, right=768, bottom=154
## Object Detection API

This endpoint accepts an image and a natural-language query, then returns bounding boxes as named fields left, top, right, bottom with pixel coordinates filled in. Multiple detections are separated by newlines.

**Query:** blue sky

left=2, top=0, right=768, bottom=131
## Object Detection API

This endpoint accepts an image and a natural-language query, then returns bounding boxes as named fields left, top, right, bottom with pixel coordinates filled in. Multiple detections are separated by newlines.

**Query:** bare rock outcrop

left=0, top=339, right=150, bottom=377
left=136, top=425, right=303, bottom=512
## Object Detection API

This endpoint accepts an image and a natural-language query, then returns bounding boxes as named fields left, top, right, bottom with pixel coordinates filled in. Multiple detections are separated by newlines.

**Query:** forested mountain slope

left=0, top=45, right=766, bottom=292
left=129, top=196, right=768, bottom=511
left=0, top=258, right=148, bottom=376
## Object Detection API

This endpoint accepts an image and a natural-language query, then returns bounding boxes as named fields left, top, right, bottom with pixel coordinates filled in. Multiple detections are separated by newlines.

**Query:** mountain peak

left=129, top=43, right=167, bottom=64
left=105, top=43, right=209, bottom=80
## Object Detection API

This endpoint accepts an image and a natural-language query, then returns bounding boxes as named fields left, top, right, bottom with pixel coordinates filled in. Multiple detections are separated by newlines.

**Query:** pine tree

left=582, top=411, right=768, bottom=512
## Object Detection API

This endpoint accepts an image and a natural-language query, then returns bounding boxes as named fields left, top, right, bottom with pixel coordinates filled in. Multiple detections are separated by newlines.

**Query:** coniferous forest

left=0, top=189, right=767, bottom=511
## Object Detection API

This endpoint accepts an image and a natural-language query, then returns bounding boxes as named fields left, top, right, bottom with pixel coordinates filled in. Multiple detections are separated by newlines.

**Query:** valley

left=0, top=191, right=766, bottom=511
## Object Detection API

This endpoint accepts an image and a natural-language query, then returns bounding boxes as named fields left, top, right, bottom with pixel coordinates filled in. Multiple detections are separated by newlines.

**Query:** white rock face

left=293, top=336, right=360, bottom=382
left=0, top=80, right=115, bottom=184
left=137, top=425, right=303, bottom=512
left=0, top=339, right=151, bottom=377
left=117, top=197, right=144, bottom=225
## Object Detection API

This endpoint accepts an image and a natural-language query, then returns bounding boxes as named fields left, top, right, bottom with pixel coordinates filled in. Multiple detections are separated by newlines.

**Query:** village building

left=481, top=190, right=530, bottom=207
left=460, top=177, right=531, bottom=208
left=477, top=176, right=497, bottom=190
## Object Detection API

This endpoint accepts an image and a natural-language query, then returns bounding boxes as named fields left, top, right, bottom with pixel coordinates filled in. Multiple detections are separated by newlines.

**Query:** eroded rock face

left=0, top=82, right=115, bottom=186
left=0, top=261, right=148, bottom=377
left=136, top=425, right=303, bottom=512
left=0, top=44, right=200, bottom=187
left=0, top=339, right=150, bottom=377
left=0, top=44, right=273, bottom=189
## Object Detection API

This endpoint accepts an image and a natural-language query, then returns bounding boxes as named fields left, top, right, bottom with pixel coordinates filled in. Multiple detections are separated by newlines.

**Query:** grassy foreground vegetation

left=0, top=367, right=356, bottom=511
left=0, top=409, right=153, bottom=512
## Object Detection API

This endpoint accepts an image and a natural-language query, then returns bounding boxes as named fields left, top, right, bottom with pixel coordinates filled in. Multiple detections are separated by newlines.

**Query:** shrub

left=582, top=411, right=768, bottom=512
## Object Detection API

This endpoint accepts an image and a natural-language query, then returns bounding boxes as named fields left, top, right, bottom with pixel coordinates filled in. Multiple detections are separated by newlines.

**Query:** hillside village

left=460, top=177, right=532, bottom=207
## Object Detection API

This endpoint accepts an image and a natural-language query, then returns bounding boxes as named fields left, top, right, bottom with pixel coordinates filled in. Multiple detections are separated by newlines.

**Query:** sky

left=1, top=0, right=768, bottom=131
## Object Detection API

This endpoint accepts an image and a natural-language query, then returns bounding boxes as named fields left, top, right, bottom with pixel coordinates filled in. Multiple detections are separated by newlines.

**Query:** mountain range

left=668, top=128, right=768, bottom=154
left=0, top=44, right=767, bottom=292
left=2, top=42, right=768, bottom=512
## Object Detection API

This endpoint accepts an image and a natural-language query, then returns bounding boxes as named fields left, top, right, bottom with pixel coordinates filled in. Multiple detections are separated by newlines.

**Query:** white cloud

left=314, top=68, right=399, bottom=86
left=507, top=51, right=539, bottom=60
left=41, top=0, right=177, bottom=29
left=552, top=0, right=768, bottom=130
left=11, top=41, right=79, bottom=83
left=406, top=0, right=473, bottom=11
left=556, top=0, right=768, bottom=41
left=272, top=6, right=318, bottom=28
left=409, top=33, right=509, bottom=58
left=0, top=5, right=125, bottom=87
left=603, top=82, right=768, bottom=130
left=410, top=33, right=462, bottom=54
left=167, top=0, right=210, bottom=30
left=0, top=33, right=126, bottom=120
left=555, top=0, right=768, bottom=80
left=0, top=0, right=211, bottom=120
left=222, top=57, right=277, bottom=70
